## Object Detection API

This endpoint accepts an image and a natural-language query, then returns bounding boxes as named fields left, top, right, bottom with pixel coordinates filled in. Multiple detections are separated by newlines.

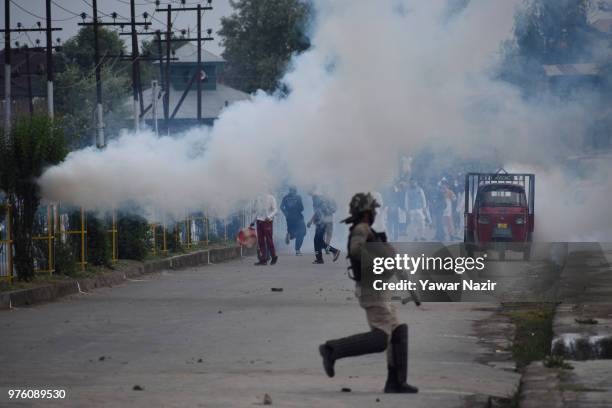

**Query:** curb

left=551, top=302, right=612, bottom=360
left=519, top=362, right=564, bottom=408
left=551, top=245, right=612, bottom=360
left=0, top=245, right=253, bottom=310
left=520, top=360, right=612, bottom=408
left=519, top=246, right=612, bottom=407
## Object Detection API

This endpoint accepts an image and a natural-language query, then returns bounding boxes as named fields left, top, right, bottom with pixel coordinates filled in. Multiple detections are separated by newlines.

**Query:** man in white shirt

left=254, top=193, right=279, bottom=265
left=405, top=178, right=429, bottom=241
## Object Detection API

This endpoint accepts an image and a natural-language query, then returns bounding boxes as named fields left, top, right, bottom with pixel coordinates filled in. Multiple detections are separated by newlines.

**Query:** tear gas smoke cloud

left=507, top=162, right=612, bottom=242
left=39, top=0, right=612, bottom=239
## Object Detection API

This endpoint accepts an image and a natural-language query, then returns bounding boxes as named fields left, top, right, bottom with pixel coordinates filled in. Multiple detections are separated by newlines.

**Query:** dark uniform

left=280, top=187, right=306, bottom=254
left=318, top=193, right=418, bottom=394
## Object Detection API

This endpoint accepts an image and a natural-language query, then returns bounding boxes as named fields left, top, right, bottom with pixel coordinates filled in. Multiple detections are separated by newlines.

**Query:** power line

left=10, top=0, right=78, bottom=22
left=51, top=0, right=83, bottom=18
left=10, top=0, right=44, bottom=20
left=23, top=31, right=38, bottom=47
left=115, top=0, right=152, bottom=5
left=80, top=0, right=128, bottom=21
left=3, top=0, right=63, bottom=124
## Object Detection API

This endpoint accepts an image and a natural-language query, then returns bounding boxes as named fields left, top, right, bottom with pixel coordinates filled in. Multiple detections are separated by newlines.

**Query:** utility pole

left=45, top=0, right=53, bottom=118
left=129, top=0, right=139, bottom=131
left=152, top=80, right=158, bottom=137
left=165, top=4, right=171, bottom=130
left=24, top=45, right=33, bottom=116
left=197, top=4, right=202, bottom=122
left=2, top=1, right=61, bottom=135
left=93, top=0, right=104, bottom=147
left=155, top=30, right=166, bottom=117
left=116, top=31, right=177, bottom=129
left=79, top=5, right=150, bottom=141
left=155, top=2, right=213, bottom=130
left=4, top=0, right=10, bottom=137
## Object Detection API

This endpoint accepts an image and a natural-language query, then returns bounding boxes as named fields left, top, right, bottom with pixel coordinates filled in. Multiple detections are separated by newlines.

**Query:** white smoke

left=507, top=160, right=612, bottom=242
left=39, top=0, right=612, bottom=239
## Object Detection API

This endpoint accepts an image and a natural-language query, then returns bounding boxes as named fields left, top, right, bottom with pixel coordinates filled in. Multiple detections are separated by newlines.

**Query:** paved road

left=0, top=253, right=519, bottom=407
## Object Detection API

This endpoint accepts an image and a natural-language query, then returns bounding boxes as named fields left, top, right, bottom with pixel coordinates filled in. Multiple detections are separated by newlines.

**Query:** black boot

left=384, top=366, right=419, bottom=393
left=384, top=324, right=418, bottom=393
left=319, top=329, right=388, bottom=378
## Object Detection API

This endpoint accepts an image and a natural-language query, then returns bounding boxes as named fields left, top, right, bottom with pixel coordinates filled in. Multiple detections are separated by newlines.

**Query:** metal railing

left=107, top=211, right=118, bottom=265
left=59, top=206, right=87, bottom=271
left=0, top=201, right=249, bottom=280
left=0, top=204, right=13, bottom=283
left=33, top=204, right=55, bottom=275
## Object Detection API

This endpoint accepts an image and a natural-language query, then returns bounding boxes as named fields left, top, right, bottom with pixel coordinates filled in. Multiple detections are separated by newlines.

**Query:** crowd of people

left=380, top=174, right=465, bottom=242
left=253, top=187, right=342, bottom=265
left=250, top=173, right=466, bottom=265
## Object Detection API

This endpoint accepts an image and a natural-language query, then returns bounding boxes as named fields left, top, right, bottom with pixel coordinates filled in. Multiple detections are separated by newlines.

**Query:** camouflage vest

left=347, top=224, right=387, bottom=282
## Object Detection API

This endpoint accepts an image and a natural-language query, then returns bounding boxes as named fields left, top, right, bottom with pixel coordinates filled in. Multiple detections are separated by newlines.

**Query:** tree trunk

left=11, top=185, right=39, bottom=281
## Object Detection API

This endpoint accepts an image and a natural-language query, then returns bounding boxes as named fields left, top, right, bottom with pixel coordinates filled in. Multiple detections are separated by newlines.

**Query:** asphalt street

left=0, top=252, right=519, bottom=407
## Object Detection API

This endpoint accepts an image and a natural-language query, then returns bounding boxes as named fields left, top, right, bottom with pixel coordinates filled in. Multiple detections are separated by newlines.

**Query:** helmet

left=341, top=192, right=380, bottom=223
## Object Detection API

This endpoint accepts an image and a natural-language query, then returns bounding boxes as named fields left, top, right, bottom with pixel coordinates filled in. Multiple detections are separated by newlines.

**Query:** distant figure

left=280, top=186, right=306, bottom=256
left=322, top=196, right=338, bottom=254
left=453, top=175, right=463, bottom=232
left=428, top=179, right=445, bottom=241
left=308, top=191, right=341, bottom=264
left=455, top=186, right=465, bottom=237
left=386, top=182, right=404, bottom=241
left=405, top=178, right=429, bottom=241
left=254, top=193, right=278, bottom=265
left=440, top=179, right=457, bottom=240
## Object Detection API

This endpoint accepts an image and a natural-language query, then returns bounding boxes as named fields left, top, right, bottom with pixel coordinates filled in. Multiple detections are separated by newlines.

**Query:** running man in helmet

left=318, top=192, right=419, bottom=394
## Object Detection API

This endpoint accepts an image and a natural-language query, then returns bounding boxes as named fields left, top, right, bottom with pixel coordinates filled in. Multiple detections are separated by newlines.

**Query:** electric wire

left=10, top=0, right=78, bottom=22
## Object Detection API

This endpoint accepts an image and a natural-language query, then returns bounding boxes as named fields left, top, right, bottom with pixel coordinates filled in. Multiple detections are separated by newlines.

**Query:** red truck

left=463, top=169, right=535, bottom=260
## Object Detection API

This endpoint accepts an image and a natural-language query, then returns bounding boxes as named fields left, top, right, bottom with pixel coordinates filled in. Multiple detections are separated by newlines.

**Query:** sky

left=0, top=0, right=233, bottom=56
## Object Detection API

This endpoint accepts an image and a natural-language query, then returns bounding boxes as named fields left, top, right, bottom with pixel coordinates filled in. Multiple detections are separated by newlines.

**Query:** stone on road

left=0, top=254, right=518, bottom=407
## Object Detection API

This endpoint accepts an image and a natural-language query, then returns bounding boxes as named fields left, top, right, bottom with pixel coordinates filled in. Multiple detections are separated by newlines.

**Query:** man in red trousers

left=254, top=193, right=278, bottom=265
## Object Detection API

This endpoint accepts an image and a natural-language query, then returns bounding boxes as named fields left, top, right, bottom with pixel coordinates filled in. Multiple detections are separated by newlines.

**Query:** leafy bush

left=0, top=115, right=68, bottom=281
left=0, top=202, right=6, bottom=225
left=86, top=213, right=111, bottom=266
left=65, top=210, right=86, bottom=267
left=152, top=224, right=170, bottom=255
left=167, top=224, right=184, bottom=254
left=54, top=239, right=77, bottom=277
left=117, top=213, right=150, bottom=261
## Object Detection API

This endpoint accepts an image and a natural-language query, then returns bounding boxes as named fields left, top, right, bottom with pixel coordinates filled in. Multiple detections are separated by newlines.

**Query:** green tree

left=54, top=27, right=131, bottom=147
left=219, top=0, right=312, bottom=93
left=0, top=115, right=68, bottom=281
left=513, top=0, right=591, bottom=64
left=499, top=0, right=595, bottom=92
left=55, top=64, right=130, bottom=148
left=56, top=26, right=126, bottom=72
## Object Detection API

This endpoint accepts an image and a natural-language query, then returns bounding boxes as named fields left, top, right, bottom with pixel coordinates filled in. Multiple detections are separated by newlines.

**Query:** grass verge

left=502, top=302, right=556, bottom=370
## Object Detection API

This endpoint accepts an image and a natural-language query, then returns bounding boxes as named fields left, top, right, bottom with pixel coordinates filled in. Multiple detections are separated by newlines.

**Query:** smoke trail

left=39, top=0, right=612, bottom=238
